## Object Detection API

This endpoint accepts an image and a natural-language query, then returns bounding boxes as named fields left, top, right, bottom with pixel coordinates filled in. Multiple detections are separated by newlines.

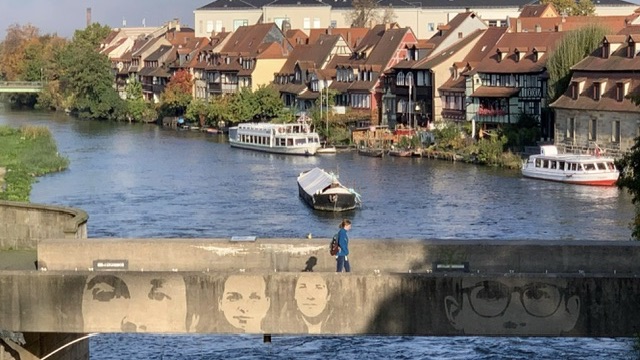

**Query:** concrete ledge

left=0, top=200, right=88, bottom=250
left=37, top=238, right=640, bottom=274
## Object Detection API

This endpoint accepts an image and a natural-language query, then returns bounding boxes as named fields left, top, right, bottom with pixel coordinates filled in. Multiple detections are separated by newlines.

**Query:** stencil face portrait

left=444, top=278, right=580, bottom=335
left=82, top=274, right=187, bottom=332
left=218, top=275, right=271, bottom=333
left=295, top=273, right=330, bottom=318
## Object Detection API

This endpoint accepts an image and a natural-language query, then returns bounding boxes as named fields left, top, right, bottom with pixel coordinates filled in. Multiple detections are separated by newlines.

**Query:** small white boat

left=228, top=117, right=321, bottom=156
left=316, top=146, right=337, bottom=154
left=521, top=145, right=619, bottom=186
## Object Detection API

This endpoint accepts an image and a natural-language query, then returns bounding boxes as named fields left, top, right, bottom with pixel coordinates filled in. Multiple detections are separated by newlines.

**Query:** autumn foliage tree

left=0, top=24, right=40, bottom=81
left=160, top=69, right=193, bottom=117
left=541, top=0, right=595, bottom=16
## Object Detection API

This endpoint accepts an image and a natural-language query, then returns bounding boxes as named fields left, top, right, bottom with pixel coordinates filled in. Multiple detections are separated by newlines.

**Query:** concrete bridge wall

left=2, top=237, right=636, bottom=337
left=37, top=237, right=640, bottom=275
left=1, top=271, right=640, bottom=337
left=0, top=201, right=88, bottom=250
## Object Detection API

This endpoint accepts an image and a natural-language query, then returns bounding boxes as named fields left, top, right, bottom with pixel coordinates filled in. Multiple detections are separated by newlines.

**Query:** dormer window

left=496, top=47, right=508, bottom=62
left=593, top=81, right=602, bottom=100
left=532, top=47, right=546, bottom=62
left=570, top=82, right=578, bottom=100
left=396, top=72, right=405, bottom=86
left=602, top=41, right=610, bottom=58
left=616, top=80, right=630, bottom=102
left=515, top=47, right=528, bottom=62
left=628, top=39, right=636, bottom=58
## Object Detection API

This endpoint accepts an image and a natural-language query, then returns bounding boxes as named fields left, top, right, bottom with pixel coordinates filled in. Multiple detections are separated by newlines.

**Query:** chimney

left=86, top=7, right=92, bottom=28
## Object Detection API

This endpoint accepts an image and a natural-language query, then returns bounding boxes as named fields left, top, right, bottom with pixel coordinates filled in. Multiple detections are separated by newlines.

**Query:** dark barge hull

left=297, top=186, right=357, bottom=212
left=297, top=168, right=359, bottom=212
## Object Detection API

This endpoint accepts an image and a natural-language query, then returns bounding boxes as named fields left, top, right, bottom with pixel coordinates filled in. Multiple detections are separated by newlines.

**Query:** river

left=0, top=106, right=636, bottom=359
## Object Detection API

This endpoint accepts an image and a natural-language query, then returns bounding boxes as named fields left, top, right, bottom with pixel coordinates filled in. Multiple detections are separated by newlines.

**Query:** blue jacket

left=337, top=228, right=349, bottom=256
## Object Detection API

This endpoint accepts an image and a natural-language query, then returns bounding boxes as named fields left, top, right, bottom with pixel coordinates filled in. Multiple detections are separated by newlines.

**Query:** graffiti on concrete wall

left=443, top=278, right=580, bottom=335
left=82, top=274, right=189, bottom=332
left=9, top=270, right=630, bottom=336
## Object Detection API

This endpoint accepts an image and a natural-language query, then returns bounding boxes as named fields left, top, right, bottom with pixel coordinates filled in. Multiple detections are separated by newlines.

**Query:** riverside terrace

left=3, top=201, right=640, bottom=359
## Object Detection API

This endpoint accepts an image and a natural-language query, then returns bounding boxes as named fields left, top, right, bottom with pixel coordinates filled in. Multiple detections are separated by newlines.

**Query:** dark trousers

left=336, top=255, right=350, bottom=272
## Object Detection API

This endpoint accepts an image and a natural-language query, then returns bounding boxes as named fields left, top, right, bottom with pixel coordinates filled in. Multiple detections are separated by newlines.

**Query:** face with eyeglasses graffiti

left=444, top=277, right=580, bottom=335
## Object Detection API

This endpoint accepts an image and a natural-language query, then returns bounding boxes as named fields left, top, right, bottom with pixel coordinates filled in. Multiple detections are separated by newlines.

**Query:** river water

left=0, top=107, right=636, bottom=359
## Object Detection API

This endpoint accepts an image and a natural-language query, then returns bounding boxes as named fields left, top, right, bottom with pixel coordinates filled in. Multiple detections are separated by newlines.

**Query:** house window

left=428, top=23, right=435, bottom=31
left=331, top=20, right=337, bottom=28
left=417, top=71, right=425, bottom=86
left=588, top=118, right=597, bottom=141
left=313, top=18, right=321, bottom=28
left=405, top=72, right=414, bottom=87
left=206, top=20, right=214, bottom=33
left=566, top=117, right=575, bottom=139
left=571, top=83, right=578, bottom=100
left=593, top=82, right=601, bottom=100
left=215, top=20, right=223, bottom=32
left=233, top=19, right=248, bottom=30
left=303, top=18, right=311, bottom=29
left=351, top=94, right=371, bottom=109
left=602, top=43, right=610, bottom=58
left=458, top=32, right=463, bottom=39
left=612, top=121, right=621, bottom=143
left=616, top=83, right=625, bottom=102
left=396, top=72, right=405, bottom=86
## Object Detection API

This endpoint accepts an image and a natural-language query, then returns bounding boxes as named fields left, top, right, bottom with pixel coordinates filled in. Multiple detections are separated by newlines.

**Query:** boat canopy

left=298, top=168, right=337, bottom=195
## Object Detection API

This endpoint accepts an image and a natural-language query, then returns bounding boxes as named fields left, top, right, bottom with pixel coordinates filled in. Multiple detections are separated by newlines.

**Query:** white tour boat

left=228, top=118, right=321, bottom=156
left=521, top=145, right=619, bottom=186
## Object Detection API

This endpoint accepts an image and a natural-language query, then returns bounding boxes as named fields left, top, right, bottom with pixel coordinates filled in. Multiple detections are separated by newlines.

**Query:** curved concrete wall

left=0, top=200, right=88, bottom=250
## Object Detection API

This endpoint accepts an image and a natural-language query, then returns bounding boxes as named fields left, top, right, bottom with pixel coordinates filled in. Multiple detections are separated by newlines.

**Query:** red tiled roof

left=551, top=71, right=640, bottom=113
left=473, top=32, right=564, bottom=74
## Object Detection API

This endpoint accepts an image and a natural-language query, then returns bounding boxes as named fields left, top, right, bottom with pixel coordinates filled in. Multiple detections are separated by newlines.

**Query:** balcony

left=477, top=107, right=506, bottom=116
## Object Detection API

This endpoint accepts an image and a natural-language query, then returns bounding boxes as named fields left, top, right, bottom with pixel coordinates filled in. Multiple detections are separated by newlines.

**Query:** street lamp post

left=414, top=104, right=421, bottom=129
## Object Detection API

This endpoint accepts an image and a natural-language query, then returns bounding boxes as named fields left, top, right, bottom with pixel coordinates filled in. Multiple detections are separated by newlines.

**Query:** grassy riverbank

left=0, top=125, right=69, bottom=201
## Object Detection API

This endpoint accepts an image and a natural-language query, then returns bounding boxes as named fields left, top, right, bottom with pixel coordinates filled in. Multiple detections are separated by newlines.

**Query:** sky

left=0, top=0, right=211, bottom=38
left=1, top=0, right=640, bottom=39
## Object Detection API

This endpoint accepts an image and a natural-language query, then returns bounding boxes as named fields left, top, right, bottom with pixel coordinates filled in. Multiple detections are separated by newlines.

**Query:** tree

left=616, top=139, right=640, bottom=240
left=124, top=79, right=151, bottom=122
left=186, top=98, right=209, bottom=127
left=254, top=84, right=284, bottom=120
left=541, top=0, right=595, bottom=16
left=347, top=0, right=379, bottom=27
left=546, top=24, right=608, bottom=103
left=575, top=0, right=596, bottom=16
left=160, top=69, right=193, bottom=117
left=228, top=87, right=258, bottom=124
left=57, top=24, right=123, bottom=120
left=0, top=24, right=40, bottom=80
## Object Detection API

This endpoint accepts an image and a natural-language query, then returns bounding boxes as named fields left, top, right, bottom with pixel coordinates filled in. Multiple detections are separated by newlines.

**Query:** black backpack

left=330, top=233, right=339, bottom=256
